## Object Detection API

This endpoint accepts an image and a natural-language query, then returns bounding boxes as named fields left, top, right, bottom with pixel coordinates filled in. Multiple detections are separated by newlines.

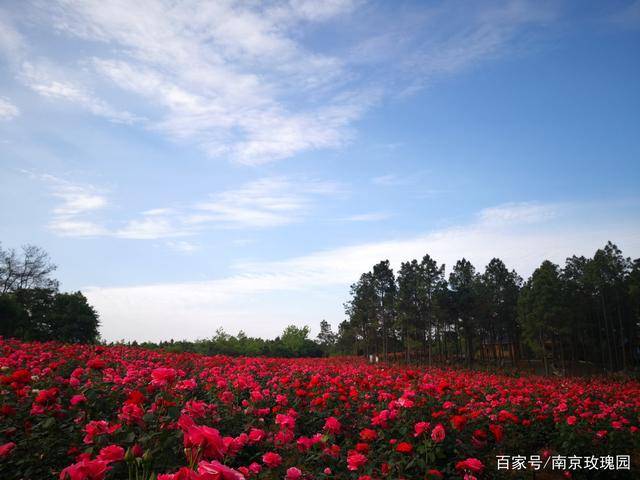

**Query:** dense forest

left=335, top=241, right=640, bottom=374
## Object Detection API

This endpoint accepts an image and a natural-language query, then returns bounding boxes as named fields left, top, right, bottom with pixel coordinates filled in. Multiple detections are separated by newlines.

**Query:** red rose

left=347, top=451, right=367, bottom=471
left=97, top=445, right=125, bottom=463
left=59, top=459, right=110, bottom=480
left=451, top=415, right=467, bottom=431
left=456, top=457, right=484, bottom=474
left=489, top=424, right=504, bottom=442
left=0, top=442, right=16, bottom=457
left=360, top=428, right=377, bottom=441
left=396, top=441, right=413, bottom=453
left=324, top=416, right=342, bottom=434
left=285, top=467, right=302, bottom=480
left=262, top=451, right=282, bottom=468
left=198, top=460, right=245, bottom=480
left=183, top=425, right=227, bottom=462
left=431, top=423, right=446, bottom=443
left=150, top=368, right=177, bottom=387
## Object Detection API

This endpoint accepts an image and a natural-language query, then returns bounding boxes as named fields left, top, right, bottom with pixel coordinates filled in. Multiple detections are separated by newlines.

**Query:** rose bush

left=0, top=338, right=638, bottom=479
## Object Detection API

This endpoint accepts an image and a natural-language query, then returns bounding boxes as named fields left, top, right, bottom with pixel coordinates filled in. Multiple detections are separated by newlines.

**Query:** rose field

left=0, top=339, right=638, bottom=479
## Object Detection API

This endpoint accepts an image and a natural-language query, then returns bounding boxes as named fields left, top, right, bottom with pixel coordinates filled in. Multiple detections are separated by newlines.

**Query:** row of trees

left=0, top=243, right=100, bottom=343
left=335, top=242, right=640, bottom=373
left=123, top=325, right=325, bottom=358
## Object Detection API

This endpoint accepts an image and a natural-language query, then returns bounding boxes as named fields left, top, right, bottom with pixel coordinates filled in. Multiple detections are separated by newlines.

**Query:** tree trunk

left=540, top=329, right=549, bottom=376
left=601, top=294, right=614, bottom=371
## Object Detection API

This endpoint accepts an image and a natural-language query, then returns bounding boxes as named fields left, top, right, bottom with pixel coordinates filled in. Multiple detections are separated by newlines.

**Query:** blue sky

left=1, top=0, right=639, bottom=342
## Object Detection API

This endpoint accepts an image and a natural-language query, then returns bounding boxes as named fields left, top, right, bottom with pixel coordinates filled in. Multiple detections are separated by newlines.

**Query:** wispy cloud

left=610, top=0, right=640, bottom=29
left=37, top=174, right=340, bottom=238
left=50, top=219, right=108, bottom=237
left=40, top=174, right=109, bottom=237
left=37, top=0, right=371, bottom=164
left=394, top=1, right=558, bottom=95
left=0, top=13, right=25, bottom=61
left=342, top=212, right=391, bottom=222
left=114, top=216, right=188, bottom=240
left=19, top=61, right=138, bottom=124
left=371, top=174, right=416, bottom=186
left=191, top=177, right=342, bottom=228
left=3, top=0, right=559, bottom=164
left=478, top=202, right=558, bottom=226
left=0, top=97, right=19, bottom=120
left=166, top=240, right=200, bottom=254
left=44, top=175, right=107, bottom=216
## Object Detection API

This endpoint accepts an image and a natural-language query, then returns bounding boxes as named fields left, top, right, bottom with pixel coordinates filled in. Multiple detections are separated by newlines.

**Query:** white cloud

left=3, top=0, right=557, bottom=163
left=49, top=219, right=108, bottom=237
left=342, top=212, right=391, bottom=222
left=45, top=176, right=108, bottom=216
left=166, top=240, right=200, bottom=254
left=478, top=202, right=558, bottom=226
left=41, top=174, right=110, bottom=237
left=0, top=13, right=25, bottom=61
left=38, top=174, right=338, bottom=237
left=115, top=216, right=187, bottom=240
left=85, top=201, right=640, bottom=342
left=19, top=61, right=138, bottom=124
left=372, top=174, right=406, bottom=186
left=37, top=0, right=366, bottom=164
left=192, top=177, right=342, bottom=228
left=39, top=175, right=189, bottom=239
left=0, top=97, right=19, bottom=120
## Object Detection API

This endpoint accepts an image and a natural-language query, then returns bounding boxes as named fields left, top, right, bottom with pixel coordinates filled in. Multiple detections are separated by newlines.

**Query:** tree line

left=3, top=240, right=639, bottom=372
left=332, top=241, right=640, bottom=373
left=122, top=325, right=325, bottom=358
left=0, top=243, right=99, bottom=343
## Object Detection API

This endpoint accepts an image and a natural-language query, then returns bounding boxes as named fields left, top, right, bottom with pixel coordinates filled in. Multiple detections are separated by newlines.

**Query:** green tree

left=14, top=287, right=56, bottom=341
left=335, top=320, right=358, bottom=355
left=589, top=242, right=633, bottom=370
left=372, top=260, right=397, bottom=361
left=0, top=293, right=25, bottom=338
left=518, top=260, right=566, bottom=375
left=51, top=291, right=100, bottom=343
left=345, top=272, right=378, bottom=356
left=280, top=325, right=311, bottom=356
left=418, top=254, right=446, bottom=365
left=449, top=259, right=479, bottom=366
left=396, top=260, right=422, bottom=362
left=480, top=258, right=522, bottom=364
left=317, top=319, right=337, bottom=354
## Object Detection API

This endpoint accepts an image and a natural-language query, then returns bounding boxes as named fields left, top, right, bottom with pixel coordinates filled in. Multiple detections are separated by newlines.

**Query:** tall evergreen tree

left=372, top=260, right=396, bottom=361
left=396, top=260, right=422, bottom=362
left=449, top=259, right=479, bottom=366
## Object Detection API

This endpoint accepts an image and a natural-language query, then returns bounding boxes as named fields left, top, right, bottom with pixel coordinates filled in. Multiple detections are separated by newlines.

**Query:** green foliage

left=0, top=289, right=100, bottom=343
left=131, top=324, right=325, bottom=358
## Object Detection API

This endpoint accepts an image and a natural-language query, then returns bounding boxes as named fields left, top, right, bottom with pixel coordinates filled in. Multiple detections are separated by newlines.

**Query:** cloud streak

left=19, top=61, right=139, bottom=124
left=192, top=177, right=342, bottom=228
left=40, top=174, right=109, bottom=237
left=0, top=97, right=19, bottom=120
left=38, top=174, right=341, bottom=238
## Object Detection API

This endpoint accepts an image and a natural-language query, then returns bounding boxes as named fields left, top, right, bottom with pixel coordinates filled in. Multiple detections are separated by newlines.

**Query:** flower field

left=0, top=339, right=638, bottom=479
